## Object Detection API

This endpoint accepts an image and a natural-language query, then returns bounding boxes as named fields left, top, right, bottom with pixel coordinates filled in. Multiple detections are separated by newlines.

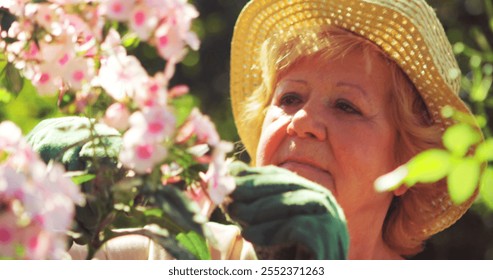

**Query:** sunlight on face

left=256, top=50, right=397, bottom=216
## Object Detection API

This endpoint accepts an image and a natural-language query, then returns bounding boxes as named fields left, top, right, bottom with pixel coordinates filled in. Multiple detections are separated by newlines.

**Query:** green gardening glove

left=227, top=161, right=349, bottom=260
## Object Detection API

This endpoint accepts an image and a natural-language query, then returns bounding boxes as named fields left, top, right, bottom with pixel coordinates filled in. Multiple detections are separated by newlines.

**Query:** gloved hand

left=226, top=161, right=349, bottom=260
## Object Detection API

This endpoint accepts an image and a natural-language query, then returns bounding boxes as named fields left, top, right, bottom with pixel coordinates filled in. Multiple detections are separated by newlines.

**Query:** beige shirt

left=69, top=222, right=257, bottom=260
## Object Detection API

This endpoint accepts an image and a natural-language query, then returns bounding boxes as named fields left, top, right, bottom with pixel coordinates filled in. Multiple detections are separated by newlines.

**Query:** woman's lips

left=279, top=161, right=336, bottom=194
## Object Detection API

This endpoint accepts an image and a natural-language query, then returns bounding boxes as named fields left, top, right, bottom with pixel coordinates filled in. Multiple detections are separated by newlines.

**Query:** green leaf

left=447, top=158, right=480, bottom=205
left=480, top=167, right=493, bottom=209
left=143, top=185, right=206, bottom=235
left=4, top=62, right=24, bottom=95
left=176, top=231, right=211, bottom=260
left=171, top=94, right=200, bottom=126
left=475, top=139, right=493, bottom=162
left=71, top=173, right=96, bottom=185
left=471, top=75, right=492, bottom=102
left=404, top=149, right=452, bottom=186
left=0, top=8, right=17, bottom=31
left=143, top=208, right=163, bottom=218
left=443, top=123, right=481, bottom=157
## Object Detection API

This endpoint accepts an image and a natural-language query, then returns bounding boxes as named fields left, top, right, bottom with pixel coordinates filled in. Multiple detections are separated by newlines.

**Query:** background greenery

left=1, top=0, right=492, bottom=259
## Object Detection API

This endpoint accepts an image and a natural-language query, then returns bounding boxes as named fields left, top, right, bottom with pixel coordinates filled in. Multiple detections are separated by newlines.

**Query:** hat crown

left=231, top=0, right=463, bottom=155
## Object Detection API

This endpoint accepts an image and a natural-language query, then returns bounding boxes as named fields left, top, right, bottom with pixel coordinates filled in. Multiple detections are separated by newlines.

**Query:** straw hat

left=230, top=0, right=480, bottom=255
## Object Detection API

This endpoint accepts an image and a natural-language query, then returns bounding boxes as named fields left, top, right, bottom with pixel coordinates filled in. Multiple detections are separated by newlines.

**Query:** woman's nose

left=286, top=106, right=327, bottom=140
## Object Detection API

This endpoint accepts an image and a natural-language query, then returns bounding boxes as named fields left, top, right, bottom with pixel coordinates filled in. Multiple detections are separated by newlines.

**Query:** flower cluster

left=0, top=121, right=85, bottom=259
left=0, top=0, right=235, bottom=259
left=1, top=0, right=199, bottom=95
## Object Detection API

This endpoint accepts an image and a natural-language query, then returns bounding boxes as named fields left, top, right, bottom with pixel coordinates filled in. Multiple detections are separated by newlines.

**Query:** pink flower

left=0, top=208, right=61, bottom=260
left=30, top=63, right=63, bottom=95
left=100, top=28, right=126, bottom=57
left=36, top=41, right=76, bottom=75
left=119, top=130, right=168, bottom=174
left=18, top=223, right=51, bottom=260
left=60, top=13, right=100, bottom=54
left=44, top=162, right=85, bottom=210
left=4, top=21, right=32, bottom=63
left=34, top=3, right=62, bottom=33
left=102, top=102, right=131, bottom=131
left=0, top=121, right=23, bottom=153
left=119, top=105, right=176, bottom=173
left=200, top=141, right=235, bottom=205
left=177, top=109, right=220, bottom=146
left=168, top=84, right=189, bottom=98
left=23, top=41, right=40, bottom=61
left=128, top=106, right=176, bottom=143
left=7, top=141, right=39, bottom=172
left=61, top=57, right=94, bottom=90
left=1, top=125, right=84, bottom=259
left=0, top=212, right=18, bottom=258
left=0, top=164, right=25, bottom=201
left=50, top=0, right=92, bottom=5
left=0, top=159, right=82, bottom=259
left=133, top=73, right=168, bottom=108
left=156, top=0, right=200, bottom=50
left=129, top=4, right=158, bottom=41
left=186, top=187, right=214, bottom=218
left=154, top=22, right=187, bottom=61
left=100, top=0, right=136, bottom=22
left=98, top=53, right=148, bottom=101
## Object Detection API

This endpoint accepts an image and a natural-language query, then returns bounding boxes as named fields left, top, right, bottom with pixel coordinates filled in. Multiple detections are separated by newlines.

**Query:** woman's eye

left=335, top=100, right=361, bottom=115
left=279, top=93, right=302, bottom=106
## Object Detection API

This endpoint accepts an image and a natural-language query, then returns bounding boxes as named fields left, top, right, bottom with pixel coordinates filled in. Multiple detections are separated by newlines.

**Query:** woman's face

left=256, top=50, right=397, bottom=216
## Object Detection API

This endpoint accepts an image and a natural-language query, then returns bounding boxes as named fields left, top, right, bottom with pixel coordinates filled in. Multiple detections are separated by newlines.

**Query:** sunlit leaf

left=443, top=123, right=481, bottom=157
left=440, top=106, right=478, bottom=127
left=470, top=55, right=482, bottom=68
left=122, top=33, right=140, bottom=50
left=447, top=158, right=480, bottom=205
left=176, top=231, right=211, bottom=260
left=480, top=167, right=493, bottom=209
left=71, top=173, right=96, bottom=185
left=171, top=94, right=200, bottom=126
left=404, top=149, right=451, bottom=186
left=143, top=208, right=163, bottom=218
left=471, top=75, right=492, bottom=102
left=0, top=87, right=13, bottom=103
left=374, top=165, right=408, bottom=192
left=475, top=139, right=493, bottom=162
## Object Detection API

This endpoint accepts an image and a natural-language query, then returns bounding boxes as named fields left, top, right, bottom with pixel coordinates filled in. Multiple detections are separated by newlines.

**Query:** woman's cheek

left=256, top=107, right=291, bottom=166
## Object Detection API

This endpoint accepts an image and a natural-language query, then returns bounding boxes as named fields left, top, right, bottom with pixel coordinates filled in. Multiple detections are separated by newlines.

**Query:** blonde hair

left=241, top=26, right=444, bottom=256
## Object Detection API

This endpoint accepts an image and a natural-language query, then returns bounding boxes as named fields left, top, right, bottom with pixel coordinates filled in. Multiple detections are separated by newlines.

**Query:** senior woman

left=27, top=0, right=479, bottom=260
left=225, top=0, right=480, bottom=260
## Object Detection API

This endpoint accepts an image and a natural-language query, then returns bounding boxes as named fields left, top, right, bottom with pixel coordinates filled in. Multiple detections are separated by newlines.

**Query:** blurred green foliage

left=1, top=0, right=493, bottom=259
left=414, top=0, right=493, bottom=260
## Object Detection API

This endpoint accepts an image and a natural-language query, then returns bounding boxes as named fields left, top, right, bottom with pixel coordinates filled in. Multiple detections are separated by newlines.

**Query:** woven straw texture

left=230, top=0, right=479, bottom=254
